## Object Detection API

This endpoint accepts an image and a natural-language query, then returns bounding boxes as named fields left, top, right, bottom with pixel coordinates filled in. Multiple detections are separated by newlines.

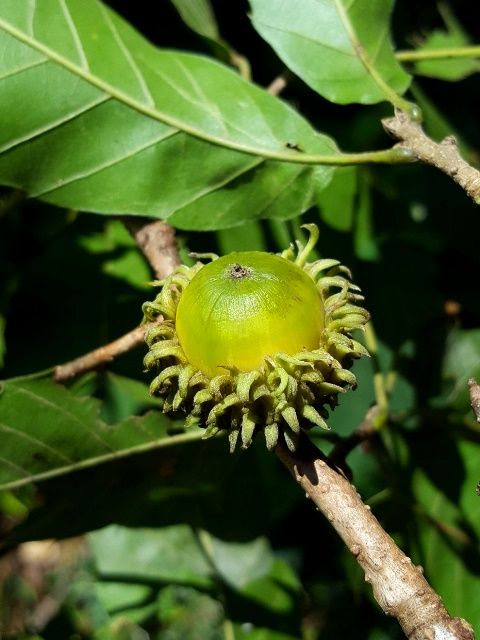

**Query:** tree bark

left=275, top=435, right=474, bottom=640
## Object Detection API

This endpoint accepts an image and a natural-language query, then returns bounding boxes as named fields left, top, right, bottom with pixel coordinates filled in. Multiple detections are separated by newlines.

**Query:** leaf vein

left=167, top=156, right=264, bottom=215
left=100, top=3, right=155, bottom=107
left=0, top=422, right=73, bottom=464
left=0, top=455, right=31, bottom=479
left=139, top=54, right=268, bottom=147
left=8, top=386, right=114, bottom=452
left=253, top=18, right=357, bottom=59
left=59, top=0, right=89, bottom=70
left=0, top=93, right=110, bottom=155
left=33, top=127, right=180, bottom=197
left=0, top=57, right=47, bottom=82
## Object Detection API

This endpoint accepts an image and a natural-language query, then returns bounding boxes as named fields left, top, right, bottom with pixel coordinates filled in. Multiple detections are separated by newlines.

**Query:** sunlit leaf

left=90, top=524, right=214, bottom=588
left=0, top=376, right=194, bottom=491
left=0, top=0, right=337, bottom=229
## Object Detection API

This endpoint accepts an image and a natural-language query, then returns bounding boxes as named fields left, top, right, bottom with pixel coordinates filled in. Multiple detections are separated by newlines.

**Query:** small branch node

left=382, top=110, right=480, bottom=205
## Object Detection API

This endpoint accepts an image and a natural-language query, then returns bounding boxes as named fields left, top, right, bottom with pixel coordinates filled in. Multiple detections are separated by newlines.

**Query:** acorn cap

left=142, top=224, right=370, bottom=452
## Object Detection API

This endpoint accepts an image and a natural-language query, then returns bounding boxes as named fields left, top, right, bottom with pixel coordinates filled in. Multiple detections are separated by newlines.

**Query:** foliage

left=1, top=1, right=480, bottom=638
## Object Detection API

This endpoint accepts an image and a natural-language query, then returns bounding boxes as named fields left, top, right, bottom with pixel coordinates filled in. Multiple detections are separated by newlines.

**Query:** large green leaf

left=1, top=376, right=300, bottom=543
left=0, top=376, right=196, bottom=491
left=0, top=0, right=338, bottom=229
left=249, top=0, right=411, bottom=105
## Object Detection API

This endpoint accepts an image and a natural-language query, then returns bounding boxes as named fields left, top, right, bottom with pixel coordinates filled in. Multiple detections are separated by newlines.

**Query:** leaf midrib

left=0, top=15, right=337, bottom=165
left=331, top=0, right=406, bottom=107
left=0, top=427, right=206, bottom=491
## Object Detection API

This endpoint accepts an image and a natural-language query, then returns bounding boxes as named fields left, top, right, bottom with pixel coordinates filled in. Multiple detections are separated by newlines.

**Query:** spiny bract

left=142, top=224, right=369, bottom=452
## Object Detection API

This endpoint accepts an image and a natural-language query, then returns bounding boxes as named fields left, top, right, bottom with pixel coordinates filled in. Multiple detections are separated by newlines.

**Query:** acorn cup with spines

left=142, top=224, right=370, bottom=452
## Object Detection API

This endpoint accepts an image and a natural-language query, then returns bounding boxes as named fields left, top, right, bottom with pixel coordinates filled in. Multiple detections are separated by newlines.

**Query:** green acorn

left=142, top=224, right=369, bottom=452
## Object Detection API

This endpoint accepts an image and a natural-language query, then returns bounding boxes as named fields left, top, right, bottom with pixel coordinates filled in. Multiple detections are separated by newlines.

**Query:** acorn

left=142, top=224, right=369, bottom=452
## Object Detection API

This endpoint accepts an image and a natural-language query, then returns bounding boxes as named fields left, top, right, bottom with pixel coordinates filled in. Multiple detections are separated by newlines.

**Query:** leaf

left=408, top=5, right=480, bottom=82
left=316, top=166, right=357, bottom=232
left=0, top=0, right=337, bottom=230
left=208, top=535, right=273, bottom=590
left=89, top=524, right=214, bottom=588
left=169, top=0, right=220, bottom=42
left=249, top=0, right=411, bottom=105
left=412, top=32, right=480, bottom=81
left=89, top=527, right=301, bottom=638
left=0, top=376, right=195, bottom=491
left=353, top=171, right=380, bottom=261
left=4, top=377, right=300, bottom=542
left=413, top=439, right=480, bottom=635
left=442, top=328, right=480, bottom=413
left=216, top=220, right=267, bottom=254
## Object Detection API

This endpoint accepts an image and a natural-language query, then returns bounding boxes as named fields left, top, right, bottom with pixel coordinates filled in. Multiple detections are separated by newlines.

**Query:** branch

left=53, top=219, right=180, bottom=382
left=123, top=217, right=181, bottom=279
left=275, top=434, right=474, bottom=640
left=266, top=71, right=291, bottom=97
left=468, top=377, right=480, bottom=423
left=53, top=320, right=161, bottom=382
left=382, top=110, right=480, bottom=204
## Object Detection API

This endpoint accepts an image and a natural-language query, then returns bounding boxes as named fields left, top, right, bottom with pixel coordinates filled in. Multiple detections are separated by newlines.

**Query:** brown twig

left=53, top=219, right=180, bottom=382
left=123, top=217, right=181, bottom=280
left=468, top=377, right=480, bottom=423
left=275, top=434, right=474, bottom=640
left=266, top=71, right=291, bottom=96
left=53, top=320, right=162, bottom=382
left=382, top=110, right=480, bottom=204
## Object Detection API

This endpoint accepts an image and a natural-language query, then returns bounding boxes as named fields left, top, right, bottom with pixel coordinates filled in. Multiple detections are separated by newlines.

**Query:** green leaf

left=408, top=6, right=480, bottom=82
left=0, top=0, right=337, bottom=229
left=208, top=535, right=274, bottom=590
left=4, top=389, right=300, bottom=543
left=413, top=439, right=480, bottom=635
left=0, top=376, right=197, bottom=491
left=216, top=220, right=267, bottom=254
left=317, top=166, right=357, bottom=232
left=249, top=0, right=411, bottom=105
left=442, top=328, right=480, bottom=413
left=169, top=0, right=220, bottom=42
left=353, top=171, right=380, bottom=261
left=89, top=525, right=214, bottom=588
left=412, top=33, right=480, bottom=81
left=237, top=557, right=300, bottom=614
